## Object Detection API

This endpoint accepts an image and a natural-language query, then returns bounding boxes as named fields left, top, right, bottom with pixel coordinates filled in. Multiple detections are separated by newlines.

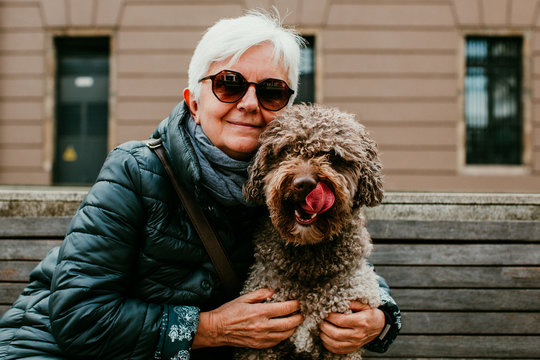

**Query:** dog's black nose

left=293, top=176, right=317, bottom=195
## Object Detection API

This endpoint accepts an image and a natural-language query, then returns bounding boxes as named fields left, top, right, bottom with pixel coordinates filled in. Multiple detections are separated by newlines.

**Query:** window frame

left=458, top=31, right=532, bottom=176
left=44, top=29, right=116, bottom=184
left=297, top=30, right=322, bottom=104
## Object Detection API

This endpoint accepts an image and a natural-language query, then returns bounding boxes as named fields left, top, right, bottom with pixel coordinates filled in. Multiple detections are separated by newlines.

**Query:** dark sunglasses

left=199, top=70, right=294, bottom=111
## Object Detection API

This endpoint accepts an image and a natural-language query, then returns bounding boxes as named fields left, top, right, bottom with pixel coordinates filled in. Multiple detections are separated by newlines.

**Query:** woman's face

left=184, top=42, right=290, bottom=160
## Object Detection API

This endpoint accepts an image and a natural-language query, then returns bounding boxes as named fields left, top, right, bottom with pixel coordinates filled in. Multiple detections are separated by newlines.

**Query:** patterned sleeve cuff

left=154, top=305, right=200, bottom=360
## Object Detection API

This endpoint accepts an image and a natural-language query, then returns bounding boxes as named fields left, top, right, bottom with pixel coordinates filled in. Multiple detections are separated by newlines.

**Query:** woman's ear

left=183, top=88, right=200, bottom=124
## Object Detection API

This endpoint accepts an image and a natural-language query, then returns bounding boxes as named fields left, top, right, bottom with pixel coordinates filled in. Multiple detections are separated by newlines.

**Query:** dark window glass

left=294, top=35, right=315, bottom=104
left=54, top=37, right=109, bottom=185
left=465, top=36, right=523, bottom=165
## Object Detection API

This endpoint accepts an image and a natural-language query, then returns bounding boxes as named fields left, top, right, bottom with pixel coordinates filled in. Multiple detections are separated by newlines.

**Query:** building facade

left=1, top=0, right=539, bottom=192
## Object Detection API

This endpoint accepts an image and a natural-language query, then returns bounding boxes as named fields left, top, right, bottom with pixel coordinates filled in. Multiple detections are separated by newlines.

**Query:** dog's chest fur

left=238, top=217, right=381, bottom=359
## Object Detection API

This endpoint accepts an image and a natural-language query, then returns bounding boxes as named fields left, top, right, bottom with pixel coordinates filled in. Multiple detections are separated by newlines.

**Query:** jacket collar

left=153, top=101, right=202, bottom=198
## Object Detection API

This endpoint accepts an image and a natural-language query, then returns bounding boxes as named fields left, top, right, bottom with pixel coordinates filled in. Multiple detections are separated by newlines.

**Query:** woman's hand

left=319, top=301, right=385, bottom=355
left=192, top=288, right=303, bottom=349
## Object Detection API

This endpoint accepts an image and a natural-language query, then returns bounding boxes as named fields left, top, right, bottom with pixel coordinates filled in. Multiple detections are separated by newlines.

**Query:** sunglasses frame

left=199, top=69, right=294, bottom=111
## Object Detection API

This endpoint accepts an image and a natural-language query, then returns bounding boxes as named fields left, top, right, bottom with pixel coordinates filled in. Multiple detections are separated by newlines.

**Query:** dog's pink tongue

left=301, top=182, right=335, bottom=214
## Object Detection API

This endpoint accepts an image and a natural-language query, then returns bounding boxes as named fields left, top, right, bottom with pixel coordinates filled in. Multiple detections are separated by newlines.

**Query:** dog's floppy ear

left=243, top=140, right=273, bottom=205
left=354, top=131, right=384, bottom=208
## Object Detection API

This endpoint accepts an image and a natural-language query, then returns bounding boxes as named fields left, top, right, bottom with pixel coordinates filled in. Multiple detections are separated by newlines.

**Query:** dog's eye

left=325, top=151, right=345, bottom=165
left=273, top=145, right=290, bottom=160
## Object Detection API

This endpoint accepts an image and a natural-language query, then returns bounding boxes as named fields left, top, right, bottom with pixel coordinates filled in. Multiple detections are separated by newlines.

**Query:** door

left=53, top=37, right=109, bottom=184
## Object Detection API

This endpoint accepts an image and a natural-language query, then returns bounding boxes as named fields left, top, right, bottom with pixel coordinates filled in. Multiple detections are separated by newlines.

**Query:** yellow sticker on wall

left=62, top=145, right=78, bottom=162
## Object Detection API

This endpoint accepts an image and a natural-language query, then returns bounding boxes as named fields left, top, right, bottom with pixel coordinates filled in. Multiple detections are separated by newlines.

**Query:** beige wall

left=0, top=0, right=539, bottom=192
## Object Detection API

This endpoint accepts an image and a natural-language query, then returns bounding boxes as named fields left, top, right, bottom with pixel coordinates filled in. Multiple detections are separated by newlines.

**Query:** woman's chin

left=220, top=138, right=259, bottom=160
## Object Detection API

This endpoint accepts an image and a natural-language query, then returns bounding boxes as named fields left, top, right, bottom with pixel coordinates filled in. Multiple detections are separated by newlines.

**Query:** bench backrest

left=1, top=190, right=539, bottom=359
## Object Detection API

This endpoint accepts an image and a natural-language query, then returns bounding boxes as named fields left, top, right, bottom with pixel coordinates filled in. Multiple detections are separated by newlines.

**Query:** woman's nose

left=237, top=84, right=259, bottom=112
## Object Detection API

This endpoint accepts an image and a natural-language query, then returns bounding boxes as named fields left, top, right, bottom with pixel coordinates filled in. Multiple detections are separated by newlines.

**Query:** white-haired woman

left=0, top=10, right=400, bottom=360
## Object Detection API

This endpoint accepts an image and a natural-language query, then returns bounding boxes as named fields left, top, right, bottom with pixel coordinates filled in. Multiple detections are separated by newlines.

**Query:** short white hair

left=187, top=9, right=305, bottom=104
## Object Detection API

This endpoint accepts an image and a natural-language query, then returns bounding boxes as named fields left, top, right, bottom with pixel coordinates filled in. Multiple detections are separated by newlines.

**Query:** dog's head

left=243, top=104, right=383, bottom=245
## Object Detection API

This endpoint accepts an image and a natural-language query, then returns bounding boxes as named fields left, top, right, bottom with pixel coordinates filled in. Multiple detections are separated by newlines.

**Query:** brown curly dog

left=235, top=104, right=384, bottom=360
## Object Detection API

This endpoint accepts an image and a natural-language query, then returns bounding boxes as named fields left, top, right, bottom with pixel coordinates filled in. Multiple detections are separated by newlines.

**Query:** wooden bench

left=0, top=188, right=84, bottom=315
left=1, top=189, right=539, bottom=359
left=364, top=193, right=540, bottom=359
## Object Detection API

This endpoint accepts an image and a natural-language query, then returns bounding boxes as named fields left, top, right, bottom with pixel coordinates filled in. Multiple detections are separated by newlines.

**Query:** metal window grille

left=465, top=36, right=523, bottom=165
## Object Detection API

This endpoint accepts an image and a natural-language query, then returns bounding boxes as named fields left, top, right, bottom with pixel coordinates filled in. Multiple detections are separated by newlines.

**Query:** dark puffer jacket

left=0, top=102, right=400, bottom=359
left=0, top=102, right=260, bottom=359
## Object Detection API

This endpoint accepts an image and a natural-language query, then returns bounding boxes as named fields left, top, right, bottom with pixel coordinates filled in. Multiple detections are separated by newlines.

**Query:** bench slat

left=0, top=240, right=61, bottom=260
left=366, top=335, right=540, bottom=358
left=0, top=261, right=39, bottom=281
left=0, top=217, right=71, bottom=237
left=3, top=263, right=538, bottom=289
left=393, top=289, right=540, bottom=311
left=371, top=244, right=540, bottom=265
left=365, top=358, right=540, bottom=360
left=2, top=217, right=539, bottom=241
left=376, top=266, right=540, bottom=288
left=401, top=312, right=540, bottom=334
left=0, top=283, right=26, bottom=305
left=367, top=219, right=540, bottom=241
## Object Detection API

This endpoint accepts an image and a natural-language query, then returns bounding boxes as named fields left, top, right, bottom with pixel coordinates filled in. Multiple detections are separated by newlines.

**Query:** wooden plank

left=0, top=261, right=38, bottom=281
left=365, top=358, right=538, bottom=360
left=0, top=283, right=25, bottom=305
left=368, top=219, right=540, bottom=241
left=0, top=217, right=71, bottom=237
left=0, top=240, right=61, bottom=260
left=401, top=312, right=540, bottom=334
left=376, top=266, right=540, bottom=288
left=371, top=244, right=540, bottom=265
left=365, top=335, right=540, bottom=358
left=393, top=289, right=540, bottom=311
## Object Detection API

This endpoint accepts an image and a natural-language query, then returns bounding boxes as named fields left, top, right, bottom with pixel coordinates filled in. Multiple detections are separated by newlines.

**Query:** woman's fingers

left=239, top=289, right=300, bottom=318
left=262, top=299, right=301, bottom=318
left=319, top=328, right=357, bottom=354
left=268, top=312, right=303, bottom=331
left=240, top=288, right=275, bottom=303
left=200, top=289, right=304, bottom=349
left=319, top=306, right=386, bottom=354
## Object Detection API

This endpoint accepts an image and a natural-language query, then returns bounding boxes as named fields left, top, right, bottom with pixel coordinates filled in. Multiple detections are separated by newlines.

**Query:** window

left=53, top=37, right=110, bottom=184
left=465, top=36, right=523, bottom=165
left=294, top=35, right=315, bottom=104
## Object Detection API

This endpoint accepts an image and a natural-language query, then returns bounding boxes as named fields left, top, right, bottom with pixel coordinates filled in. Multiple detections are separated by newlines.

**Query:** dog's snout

left=293, top=176, right=317, bottom=195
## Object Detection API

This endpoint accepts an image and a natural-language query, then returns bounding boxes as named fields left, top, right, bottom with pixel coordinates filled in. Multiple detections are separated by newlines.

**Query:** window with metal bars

left=465, top=36, right=523, bottom=165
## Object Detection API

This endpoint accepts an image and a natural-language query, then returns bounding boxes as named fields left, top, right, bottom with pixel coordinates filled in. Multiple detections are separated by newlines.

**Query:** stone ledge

left=0, top=186, right=539, bottom=221
left=0, top=186, right=88, bottom=217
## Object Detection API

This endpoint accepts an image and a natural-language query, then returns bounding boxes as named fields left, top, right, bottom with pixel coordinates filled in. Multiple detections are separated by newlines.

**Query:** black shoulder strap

left=146, top=138, right=240, bottom=299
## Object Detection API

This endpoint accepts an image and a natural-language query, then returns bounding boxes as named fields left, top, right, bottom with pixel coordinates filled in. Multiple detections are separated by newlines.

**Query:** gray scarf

left=185, top=117, right=249, bottom=206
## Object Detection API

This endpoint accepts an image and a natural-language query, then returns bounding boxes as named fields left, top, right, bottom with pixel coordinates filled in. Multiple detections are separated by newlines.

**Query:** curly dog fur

left=236, top=104, right=384, bottom=360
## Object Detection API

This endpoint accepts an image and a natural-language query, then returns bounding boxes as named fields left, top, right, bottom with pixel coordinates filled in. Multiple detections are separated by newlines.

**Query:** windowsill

left=460, top=165, right=531, bottom=176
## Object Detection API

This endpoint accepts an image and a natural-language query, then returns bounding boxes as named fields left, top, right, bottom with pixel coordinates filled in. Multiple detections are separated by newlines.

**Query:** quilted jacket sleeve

left=49, top=146, right=198, bottom=360
left=364, top=273, right=401, bottom=353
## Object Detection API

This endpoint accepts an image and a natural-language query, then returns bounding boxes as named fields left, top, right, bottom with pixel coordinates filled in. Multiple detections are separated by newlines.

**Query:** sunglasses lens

left=213, top=71, right=246, bottom=102
left=205, top=70, right=293, bottom=111
left=257, top=79, right=292, bottom=111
